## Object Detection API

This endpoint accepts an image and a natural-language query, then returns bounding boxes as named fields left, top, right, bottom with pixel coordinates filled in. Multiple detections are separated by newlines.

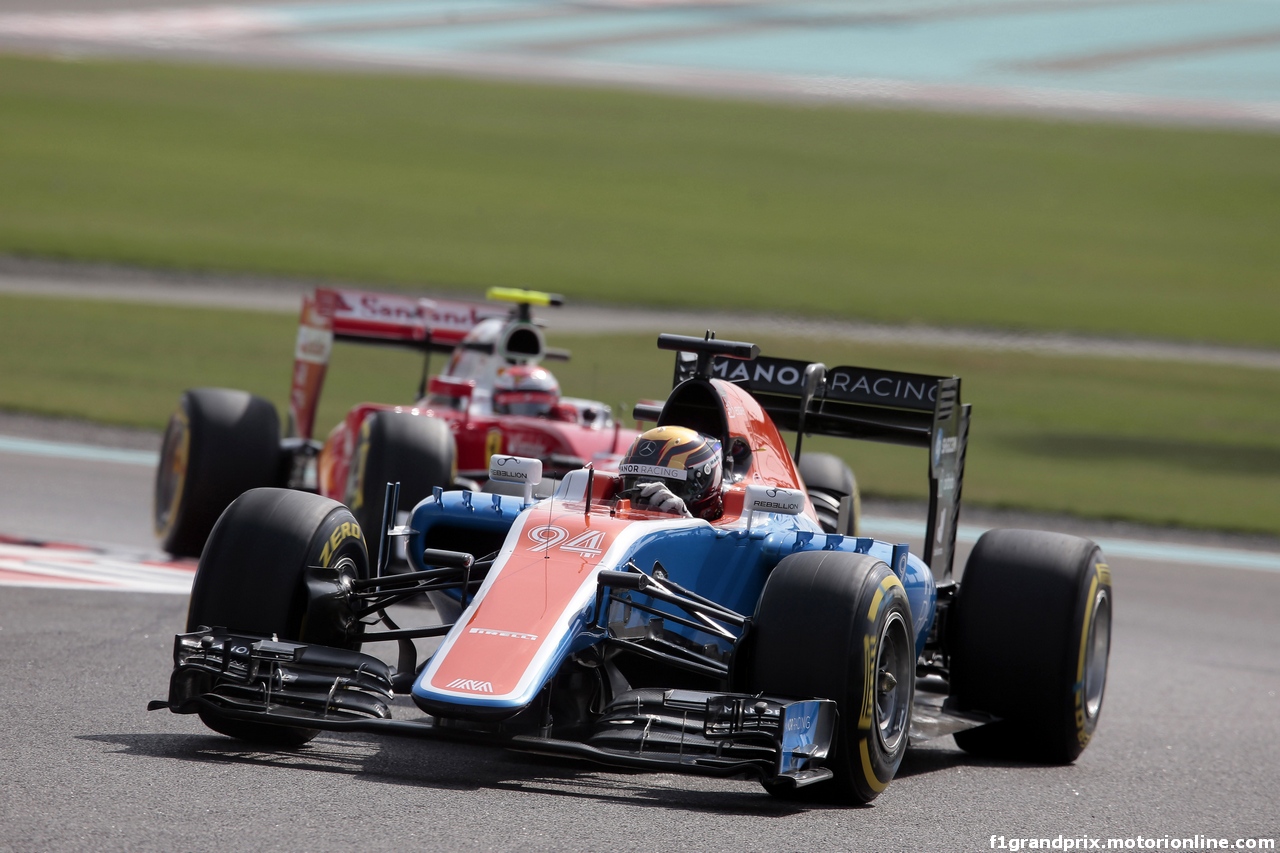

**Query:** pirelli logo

left=469, top=627, right=538, bottom=641
left=318, top=521, right=362, bottom=568
left=858, top=633, right=877, bottom=730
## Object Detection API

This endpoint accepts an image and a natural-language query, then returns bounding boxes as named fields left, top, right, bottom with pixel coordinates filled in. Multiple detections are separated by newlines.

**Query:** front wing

left=150, top=628, right=838, bottom=789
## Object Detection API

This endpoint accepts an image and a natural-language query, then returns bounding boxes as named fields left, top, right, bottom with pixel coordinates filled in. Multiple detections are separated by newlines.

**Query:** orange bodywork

left=416, top=375, right=820, bottom=709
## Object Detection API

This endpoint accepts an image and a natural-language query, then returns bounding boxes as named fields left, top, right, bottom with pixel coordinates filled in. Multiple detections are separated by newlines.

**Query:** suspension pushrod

left=360, top=623, right=454, bottom=642
left=608, top=593, right=735, bottom=638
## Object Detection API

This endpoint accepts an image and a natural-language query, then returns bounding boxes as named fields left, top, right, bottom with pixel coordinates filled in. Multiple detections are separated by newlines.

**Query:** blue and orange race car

left=151, top=333, right=1113, bottom=804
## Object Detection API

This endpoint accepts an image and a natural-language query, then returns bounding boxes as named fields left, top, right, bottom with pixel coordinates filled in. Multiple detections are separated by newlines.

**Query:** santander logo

left=333, top=290, right=423, bottom=323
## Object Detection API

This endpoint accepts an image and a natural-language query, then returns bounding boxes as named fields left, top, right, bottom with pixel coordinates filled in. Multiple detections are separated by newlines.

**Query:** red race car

left=153, top=287, right=640, bottom=557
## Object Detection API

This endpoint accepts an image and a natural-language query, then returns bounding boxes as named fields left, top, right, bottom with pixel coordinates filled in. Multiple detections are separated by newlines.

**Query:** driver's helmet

left=493, top=365, right=560, bottom=417
left=619, top=425, right=723, bottom=519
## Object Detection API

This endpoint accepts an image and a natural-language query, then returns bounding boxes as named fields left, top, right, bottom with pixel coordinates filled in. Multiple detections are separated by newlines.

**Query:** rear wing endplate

left=673, top=346, right=970, bottom=581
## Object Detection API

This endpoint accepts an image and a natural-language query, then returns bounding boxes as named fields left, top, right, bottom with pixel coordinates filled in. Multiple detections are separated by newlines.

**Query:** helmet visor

left=496, top=391, right=556, bottom=416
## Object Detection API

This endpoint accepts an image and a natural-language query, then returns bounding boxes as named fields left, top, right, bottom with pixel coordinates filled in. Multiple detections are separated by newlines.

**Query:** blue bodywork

left=406, top=486, right=937, bottom=715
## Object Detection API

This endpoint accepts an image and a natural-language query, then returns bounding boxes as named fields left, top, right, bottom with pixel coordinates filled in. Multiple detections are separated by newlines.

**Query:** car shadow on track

left=894, top=745, right=969, bottom=779
left=895, top=742, right=1065, bottom=779
left=82, top=729, right=1037, bottom=813
left=79, top=730, right=816, bottom=816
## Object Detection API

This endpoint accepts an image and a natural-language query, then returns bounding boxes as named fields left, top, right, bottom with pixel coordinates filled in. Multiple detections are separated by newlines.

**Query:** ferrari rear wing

left=330, top=288, right=505, bottom=351
left=286, top=288, right=505, bottom=441
left=286, top=287, right=560, bottom=442
left=666, top=335, right=970, bottom=581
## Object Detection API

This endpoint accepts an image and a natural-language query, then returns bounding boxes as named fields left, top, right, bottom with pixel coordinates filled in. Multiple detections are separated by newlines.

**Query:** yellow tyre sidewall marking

left=860, top=740, right=889, bottom=794
left=156, top=410, right=190, bottom=537
left=318, top=520, right=363, bottom=568
left=349, top=418, right=373, bottom=512
left=857, top=573, right=905, bottom=793
left=1074, top=561, right=1108, bottom=747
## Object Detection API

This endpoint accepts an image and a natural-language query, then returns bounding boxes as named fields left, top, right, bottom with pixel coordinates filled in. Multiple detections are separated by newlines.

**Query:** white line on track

left=0, top=537, right=194, bottom=594
left=0, top=435, right=158, bottom=466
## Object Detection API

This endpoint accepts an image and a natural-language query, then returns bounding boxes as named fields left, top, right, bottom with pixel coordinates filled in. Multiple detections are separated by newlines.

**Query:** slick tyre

left=187, top=488, right=370, bottom=746
left=949, top=529, right=1112, bottom=763
left=797, top=452, right=860, bottom=535
left=345, top=411, right=455, bottom=542
left=747, top=551, right=914, bottom=803
left=154, top=388, right=281, bottom=558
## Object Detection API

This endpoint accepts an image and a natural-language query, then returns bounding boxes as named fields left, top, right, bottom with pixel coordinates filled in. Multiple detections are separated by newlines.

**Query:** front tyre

left=949, top=529, right=1112, bottom=763
left=154, top=388, right=281, bottom=558
left=746, top=551, right=914, bottom=803
left=187, top=488, right=370, bottom=745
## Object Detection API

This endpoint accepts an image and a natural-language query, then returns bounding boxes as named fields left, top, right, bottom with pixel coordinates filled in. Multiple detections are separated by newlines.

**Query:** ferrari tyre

left=187, top=488, right=370, bottom=746
left=949, top=529, right=1112, bottom=763
left=747, top=551, right=914, bottom=803
left=345, top=411, right=455, bottom=542
left=154, top=388, right=281, bottom=558
left=797, top=452, right=860, bottom=535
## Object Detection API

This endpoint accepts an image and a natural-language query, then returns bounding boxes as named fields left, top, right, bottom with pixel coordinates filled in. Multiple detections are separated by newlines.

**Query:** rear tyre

left=187, top=488, right=370, bottom=746
left=949, top=529, right=1112, bottom=763
left=747, top=551, right=914, bottom=803
left=154, top=388, right=281, bottom=558
left=797, top=452, right=860, bottom=535
left=345, top=411, right=455, bottom=543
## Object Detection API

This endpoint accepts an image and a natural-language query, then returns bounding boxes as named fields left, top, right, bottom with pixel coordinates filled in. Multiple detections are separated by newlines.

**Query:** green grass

left=2, top=55, right=1279, bottom=347
left=3, top=294, right=1277, bottom=535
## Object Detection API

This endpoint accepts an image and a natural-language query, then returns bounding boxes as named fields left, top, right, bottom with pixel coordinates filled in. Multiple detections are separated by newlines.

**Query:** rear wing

left=666, top=335, right=970, bottom=581
left=329, top=287, right=505, bottom=351
left=286, top=287, right=558, bottom=441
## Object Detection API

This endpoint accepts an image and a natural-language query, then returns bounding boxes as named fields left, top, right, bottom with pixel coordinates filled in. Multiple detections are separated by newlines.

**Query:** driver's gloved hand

left=638, top=481, right=692, bottom=517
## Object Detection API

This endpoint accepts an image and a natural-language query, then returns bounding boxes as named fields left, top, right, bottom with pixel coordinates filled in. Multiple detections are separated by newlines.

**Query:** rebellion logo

left=445, top=678, right=494, bottom=693
left=494, top=456, right=529, bottom=480
left=744, top=485, right=805, bottom=516
left=756, top=487, right=801, bottom=512
left=489, top=454, right=542, bottom=485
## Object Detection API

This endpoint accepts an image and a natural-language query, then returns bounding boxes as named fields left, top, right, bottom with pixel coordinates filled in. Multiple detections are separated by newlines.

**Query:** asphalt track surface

left=1, top=414, right=1279, bottom=852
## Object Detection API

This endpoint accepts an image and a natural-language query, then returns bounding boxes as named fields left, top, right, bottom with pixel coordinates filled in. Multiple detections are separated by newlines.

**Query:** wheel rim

left=1084, top=589, right=1111, bottom=720
left=154, top=411, right=190, bottom=536
left=327, top=555, right=363, bottom=648
left=876, top=610, right=912, bottom=753
left=332, top=555, right=360, bottom=585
